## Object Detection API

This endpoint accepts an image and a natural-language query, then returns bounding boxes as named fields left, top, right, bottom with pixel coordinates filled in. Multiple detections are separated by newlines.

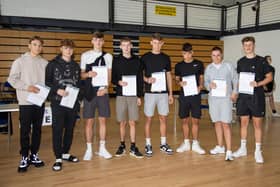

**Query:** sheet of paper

left=238, top=72, right=255, bottom=95
left=122, top=75, right=137, bottom=96
left=151, top=72, right=166, bottom=92
left=211, top=79, right=227, bottom=97
left=27, top=84, right=50, bottom=107
left=91, top=66, right=108, bottom=87
left=182, top=75, right=198, bottom=96
left=60, top=86, right=79, bottom=109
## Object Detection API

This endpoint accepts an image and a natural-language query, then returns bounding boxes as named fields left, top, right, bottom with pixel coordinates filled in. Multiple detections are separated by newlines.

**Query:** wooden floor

left=1, top=98, right=280, bottom=187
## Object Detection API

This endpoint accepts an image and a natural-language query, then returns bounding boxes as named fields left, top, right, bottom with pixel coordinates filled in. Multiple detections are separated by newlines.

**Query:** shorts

left=116, top=96, right=139, bottom=122
left=236, top=94, right=265, bottom=117
left=144, top=93, right=169, bottom=117
left=208, top=97, right=232, bottom=123
left=178, top=94, right=201, bottom=119
left=83, top=95, right=110, bottom=118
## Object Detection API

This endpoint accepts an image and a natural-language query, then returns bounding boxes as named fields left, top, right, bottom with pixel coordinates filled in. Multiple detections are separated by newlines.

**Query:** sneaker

left=192, top=142, right=206, bottom=155
left=145, top=145, right=153, bottom=157
left=176, top=142, right=191, bottom=153
left=115, top=144, right=126, bottom=157
left=98, top=148, right=112, bottom=159
left=130, top=146, right=144, bottom=158
left=160, top=144, right=173, bottom=155
left=29, top=153, right=45, bottom=167
left=18, top=156, right=29, bottom=173
left=225, top=150, right=234, bottom=161
left=83, top=150, right=92, bottom=161
left=272, top=112, right=280, bottom=117
left=232, top=147, right=247, bottom=158
left=210, top=145, right=225, bottom=155
left=255, top=150, right=264, bottom=164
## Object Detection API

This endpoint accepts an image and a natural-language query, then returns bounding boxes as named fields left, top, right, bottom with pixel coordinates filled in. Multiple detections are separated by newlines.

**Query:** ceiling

left=167, top=0, right=253, bottom=7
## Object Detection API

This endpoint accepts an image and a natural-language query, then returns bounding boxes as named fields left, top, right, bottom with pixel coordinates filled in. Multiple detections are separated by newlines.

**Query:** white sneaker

left=225, top=150, right=234, bottom=161
left=176, top=142, right=191, bottom=153
left=272, top=113, right=280, bottom=117
left=98, top=148, right=112, bottom=159
left=255, top=150, right=264, bottom=164
left=192, top=142, right=206, bottom=155
left=210, top=145, right=225, bottom=155
left=83, top=150, right=92, bottom=161
left=232, top=147, right=247, bottom=158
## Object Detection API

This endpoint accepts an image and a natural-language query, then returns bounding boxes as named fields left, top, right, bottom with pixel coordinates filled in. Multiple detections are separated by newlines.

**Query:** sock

left=255, top=143, right=261, bottom=152
left=56, top=158, right=62, bottom=163
left=100, top=140, right=106, bottom=149
left=86, top=143, right=92, bottom=152
left=146, top=138, right=151, bottom=146
left=131, top=142, right=135, bottom=148
left=160, top=137, right=166, bottom=145
left=62, top=153, right=70, bottom=159
left=272, top=109, right=276, bottom=113
left=241, top=139, right=247, bottom=148
left=120, top=141, right=125, bottom=146
left=184, top=139, right=190, bottom=144
left=192, top=139, right=198, bottom=144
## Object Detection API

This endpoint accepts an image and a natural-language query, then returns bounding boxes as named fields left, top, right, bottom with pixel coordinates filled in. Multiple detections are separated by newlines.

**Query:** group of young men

left=8, top=32, right=273, bottom=173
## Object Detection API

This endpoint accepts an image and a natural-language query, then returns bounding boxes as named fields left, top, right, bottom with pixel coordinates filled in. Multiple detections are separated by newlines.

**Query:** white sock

left=192, top=139, right=198, bottom=144
left=56, top=158, right=62, bottom=163
left=160, top=137, right=166, bottom=145
left=241, top=139, right=247, bottom=148
left=86, top=143, right=92, bottom=152
left=184, top=139, right=190, bottom=144
left=255, top=143, right=261, bottom=152
left=146, top=138, right=151, bottom=145
left=100, top=140, right=106, bottom=149
left=62, top=153, right=70, bottom=159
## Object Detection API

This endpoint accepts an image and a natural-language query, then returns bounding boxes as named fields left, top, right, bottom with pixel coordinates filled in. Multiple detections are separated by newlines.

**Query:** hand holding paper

left=151, top=72, right=166, bottom=92
left=182, top=75, right=198, bottom=96
left=27, top=84, right=50, bottom=107
left=122, top=75, right=137, bottom=96
left=60, top=86, right=79, bottom=109
left=238, top=72, right=255, bottom=95
left=91, top=66, right=108, bottom=87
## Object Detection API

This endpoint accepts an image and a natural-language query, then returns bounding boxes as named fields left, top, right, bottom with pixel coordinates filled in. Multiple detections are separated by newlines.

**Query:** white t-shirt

left=80, top=50, right=112, bottom=71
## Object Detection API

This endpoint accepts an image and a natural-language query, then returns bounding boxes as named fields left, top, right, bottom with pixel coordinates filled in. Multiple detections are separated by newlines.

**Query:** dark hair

left=242, top=36, right=255, bottom=44
left=29, top=36, right=44, bottom=45
left=152, top=33, right=162, bottom=41
left=92, top=31, right=104, bottom=39
left=120, top=37, right=132, bottom=43
left=182, top=42, right=192, bottom=52
left=212, top=46, right=223, bottom=53
left=60, top=39, right=75, bottom=48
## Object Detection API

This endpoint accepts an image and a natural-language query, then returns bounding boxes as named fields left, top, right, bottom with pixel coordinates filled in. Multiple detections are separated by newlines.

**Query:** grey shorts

left=116, top=96, right=139, bottom=122
left=83, top=95, right=110, bottom=119
left=208, top=97, right=232, bottom=123
left=144, top=93, right=169, bottom=117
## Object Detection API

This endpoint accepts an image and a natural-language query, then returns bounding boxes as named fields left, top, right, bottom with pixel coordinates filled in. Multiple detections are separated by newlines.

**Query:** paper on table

left=91, top=66, right=108, bottom=87
left=182, top=75, right=198, bottom=96
left=27, top=84, right=50, bottom=106
left=60, top=86, right=79, bottom=109
left=238, top=72, right=255, bottom=95
left=122, top=75, right=137, bottom=96
left=151, top=72, right=166, bottom=92
left=211, top=79, right=227, bottom=97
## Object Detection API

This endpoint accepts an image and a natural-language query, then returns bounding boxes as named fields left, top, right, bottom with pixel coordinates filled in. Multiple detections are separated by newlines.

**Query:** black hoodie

left=45, top=55, right=81, bottom=110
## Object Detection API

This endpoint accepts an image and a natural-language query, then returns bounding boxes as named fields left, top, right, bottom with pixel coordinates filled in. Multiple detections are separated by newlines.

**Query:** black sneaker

left=130, top=146, right=144, bottom=158
left=30, top=153, right=45, bottom=167
left=160, top=144, right=173, bottom=155
left=115, top=144, right=126, bottom=157
left=145, top=145, right=153, bottom=157
left=18, top=156, right=29, bottom=173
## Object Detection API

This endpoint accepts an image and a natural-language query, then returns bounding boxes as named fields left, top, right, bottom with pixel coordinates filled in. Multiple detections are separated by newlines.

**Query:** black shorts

left=236, top=94, right=265, bottom=117
left=178, top=94, right=201, bottom=119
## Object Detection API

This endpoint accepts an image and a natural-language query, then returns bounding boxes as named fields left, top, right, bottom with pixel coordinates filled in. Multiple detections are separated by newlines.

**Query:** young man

left=8, top=36, right=47, bottom=172
left=264, top=55, right=280, bottom=117
left=81, top=31, right=112, bottom=160
left=174, top=42, right=205, bottom=155
left=111, top=37, right=144, bottom=158
left=141, top=33, right=174, bottom=157
left=46, top=39, right=80, bottom=171
left=233, top=36, right=272, bottom=163
left=204, top=47, right=238, bottom=161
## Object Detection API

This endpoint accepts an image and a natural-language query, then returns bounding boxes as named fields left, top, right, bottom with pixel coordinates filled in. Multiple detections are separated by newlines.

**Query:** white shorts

left=144, top=93, right=169, bottom=117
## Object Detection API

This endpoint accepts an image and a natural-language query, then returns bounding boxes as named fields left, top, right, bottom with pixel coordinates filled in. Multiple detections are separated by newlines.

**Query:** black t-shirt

left=237, top=55, right=272, bottom=96
left=141, top=52, right=171, bottom=93
left=175, top=59, right=204, bottom=96
left=264, top=65, right=275, bottom=92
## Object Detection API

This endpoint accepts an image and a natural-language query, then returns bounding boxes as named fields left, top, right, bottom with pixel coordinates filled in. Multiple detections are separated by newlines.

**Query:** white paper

left=122, top=75, right=137, bottom=96
left=211, top=79, right=227, bottom=97
left=27, top=84, right=50, bottom=106
left=151, top=72, right=166, bottom=92
left=182, top=75, right=198, bottom=96
left=91, top=66, right=108, bottom=87
left=60, top=86, right=79, bottom=109
left=238, top=72, right=255, bottom=95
